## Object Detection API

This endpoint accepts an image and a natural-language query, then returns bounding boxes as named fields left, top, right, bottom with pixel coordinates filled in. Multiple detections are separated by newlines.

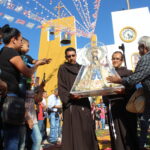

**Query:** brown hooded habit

left=58, top=62, right=99, bottom=150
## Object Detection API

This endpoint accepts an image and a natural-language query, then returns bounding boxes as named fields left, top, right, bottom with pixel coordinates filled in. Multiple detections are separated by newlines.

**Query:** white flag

left=0, top=0, right=7, bottom=5
left=26, top=22, right=35, bottom=29
left=15, top=6, right=23, bottom=12
left=3, top=14, right=14, bottom=22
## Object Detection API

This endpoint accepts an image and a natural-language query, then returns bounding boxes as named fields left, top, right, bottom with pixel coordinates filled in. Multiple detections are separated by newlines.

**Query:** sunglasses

left=66, top=54, right=76, bottom=58
left=112, top=57, right=122, bottom=61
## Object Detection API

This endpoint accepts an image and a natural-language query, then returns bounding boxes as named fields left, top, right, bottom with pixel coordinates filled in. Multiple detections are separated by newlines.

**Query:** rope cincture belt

left=109, top=100, right=117, bottom=139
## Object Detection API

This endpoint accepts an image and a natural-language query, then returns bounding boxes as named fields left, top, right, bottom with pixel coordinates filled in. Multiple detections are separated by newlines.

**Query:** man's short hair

left=138, top=36, right=150, bottom=51
left=65, top=47, right=76, bottom=55
left=112, top=51, right=124, bottom=61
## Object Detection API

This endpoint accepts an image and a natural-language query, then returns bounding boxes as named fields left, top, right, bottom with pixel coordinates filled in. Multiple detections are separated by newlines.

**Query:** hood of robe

left=115, top=66, right=132, bottom=78
left=63, top=62, right=81, bottom=75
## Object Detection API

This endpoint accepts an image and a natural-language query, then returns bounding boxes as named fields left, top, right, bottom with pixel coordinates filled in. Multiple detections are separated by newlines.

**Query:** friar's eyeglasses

left=66, top=54, right=76, bottom=58
left=112, top=57, right=122, bottom=61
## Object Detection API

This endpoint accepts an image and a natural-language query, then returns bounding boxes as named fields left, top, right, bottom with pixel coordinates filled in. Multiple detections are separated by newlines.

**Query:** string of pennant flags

left=0, top=12, right=40, bottom=29
left=0, top=0, right=101, bottom=38
left=0, top=12, right=92, bottom=37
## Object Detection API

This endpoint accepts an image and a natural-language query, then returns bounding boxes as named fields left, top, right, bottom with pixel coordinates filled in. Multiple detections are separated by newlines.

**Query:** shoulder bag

left=2, top=96, right=25, bottom=125
left=126, top=88, right=145, bottom=113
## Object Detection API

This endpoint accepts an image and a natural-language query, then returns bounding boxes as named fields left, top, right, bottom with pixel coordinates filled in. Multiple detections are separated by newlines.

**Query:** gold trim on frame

left=120, top=26, right=137, bottom=43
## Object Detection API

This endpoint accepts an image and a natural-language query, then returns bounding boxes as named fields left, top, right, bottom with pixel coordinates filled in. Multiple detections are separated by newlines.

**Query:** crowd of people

left=91, top=102, right=107, bottom=130
left=0, top=23, right=150, bottom=150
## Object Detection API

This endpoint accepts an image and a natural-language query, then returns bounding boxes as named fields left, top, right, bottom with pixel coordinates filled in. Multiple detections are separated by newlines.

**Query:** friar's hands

left=70, top=94, right=83, bottom=99
left=113, top=88, right=125, bottom=94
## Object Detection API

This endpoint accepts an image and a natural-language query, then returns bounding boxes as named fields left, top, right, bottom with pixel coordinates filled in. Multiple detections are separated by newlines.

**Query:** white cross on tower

left=54, top=1, right=64, bottom=18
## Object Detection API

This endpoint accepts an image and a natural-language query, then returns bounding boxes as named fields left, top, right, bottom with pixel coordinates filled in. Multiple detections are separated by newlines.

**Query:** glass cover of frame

left=70, top=42, right=124, bottom=97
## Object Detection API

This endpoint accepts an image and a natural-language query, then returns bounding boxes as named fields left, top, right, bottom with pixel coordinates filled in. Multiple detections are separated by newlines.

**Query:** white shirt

left=47, top=94, right=61, bottom=112
left=42, top=98, right=47, bottom=106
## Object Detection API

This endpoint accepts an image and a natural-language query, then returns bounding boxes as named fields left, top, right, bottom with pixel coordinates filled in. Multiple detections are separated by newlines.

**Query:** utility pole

left=126, top=0, right=130, bottom=10
left=119, top=43, right=127, bottom=67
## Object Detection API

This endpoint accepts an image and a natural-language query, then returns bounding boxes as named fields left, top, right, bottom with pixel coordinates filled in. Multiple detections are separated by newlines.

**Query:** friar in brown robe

left=104, top=51, right=139, bottom=150
left=58, top=47, right=99, bottom=150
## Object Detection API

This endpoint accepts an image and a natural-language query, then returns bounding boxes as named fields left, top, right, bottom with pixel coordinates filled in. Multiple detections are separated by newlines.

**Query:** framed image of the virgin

left=70, top=42, right=125, bottom=98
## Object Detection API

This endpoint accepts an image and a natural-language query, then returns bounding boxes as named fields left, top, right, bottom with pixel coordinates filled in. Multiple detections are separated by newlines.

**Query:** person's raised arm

left=10, top=56, right=50, bottom=78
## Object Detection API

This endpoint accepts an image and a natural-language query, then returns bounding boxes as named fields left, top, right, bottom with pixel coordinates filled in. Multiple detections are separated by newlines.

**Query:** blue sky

left=0, top=0, right=150, bottom=60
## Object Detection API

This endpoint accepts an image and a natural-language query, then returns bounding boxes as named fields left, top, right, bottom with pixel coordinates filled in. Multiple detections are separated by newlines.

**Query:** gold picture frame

left=120, top=26, right=137, bottom=43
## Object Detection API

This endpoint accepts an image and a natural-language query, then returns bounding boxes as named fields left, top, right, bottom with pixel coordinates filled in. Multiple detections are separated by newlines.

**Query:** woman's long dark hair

left=1, top=24, right=21, bottom=44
